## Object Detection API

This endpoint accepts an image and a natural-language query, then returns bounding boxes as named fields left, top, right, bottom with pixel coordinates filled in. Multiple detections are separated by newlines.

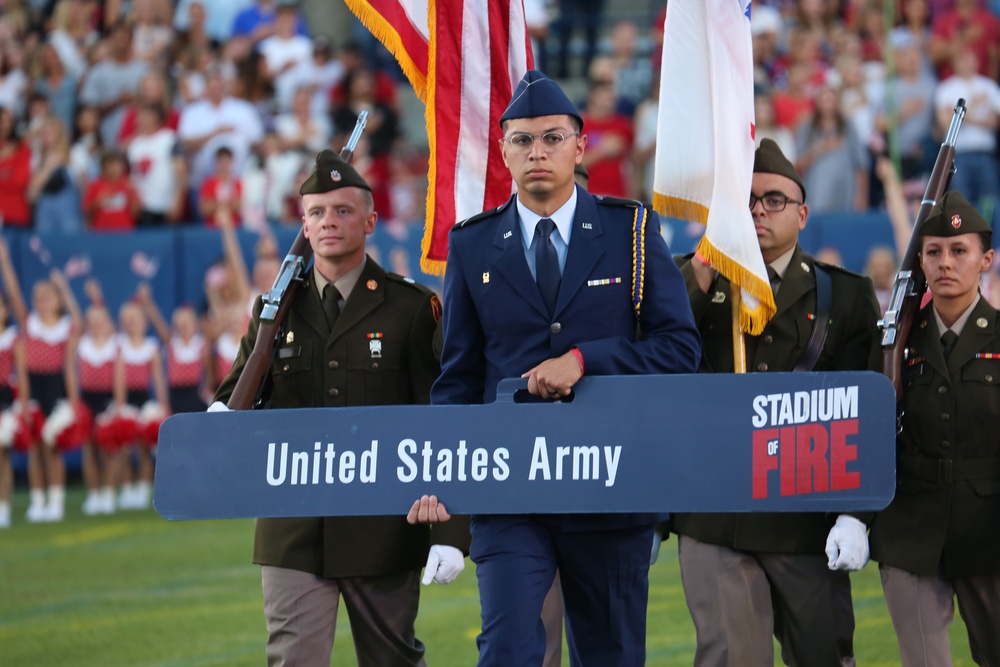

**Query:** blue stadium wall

left=2, top=210, right=896, bottom=321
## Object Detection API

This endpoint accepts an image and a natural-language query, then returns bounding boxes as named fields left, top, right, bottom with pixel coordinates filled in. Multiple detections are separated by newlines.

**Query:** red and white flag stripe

left=424, top=0, right=533, bottom=272
left=343, top=0, right=430, bottom=99
left=346, top=0, right=533, bottom=274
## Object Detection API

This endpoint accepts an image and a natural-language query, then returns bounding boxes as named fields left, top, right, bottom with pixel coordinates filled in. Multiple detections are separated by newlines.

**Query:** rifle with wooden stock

left=226, top=111, right=369, bottom=410
left=878, top=99, right=966, bottom=402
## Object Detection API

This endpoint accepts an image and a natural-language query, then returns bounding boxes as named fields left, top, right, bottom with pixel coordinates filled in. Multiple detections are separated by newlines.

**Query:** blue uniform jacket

left=432, top=187, right=701, bottom=524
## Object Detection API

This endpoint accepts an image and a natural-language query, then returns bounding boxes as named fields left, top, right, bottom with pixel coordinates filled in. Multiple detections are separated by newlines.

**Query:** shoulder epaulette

left=814, top=260, right=866, bottom=280
left=455, top=198, right=514, bottom=229
left=386, top=272, right=435, bottom=295
left=594, top=195, right=643, bottom=208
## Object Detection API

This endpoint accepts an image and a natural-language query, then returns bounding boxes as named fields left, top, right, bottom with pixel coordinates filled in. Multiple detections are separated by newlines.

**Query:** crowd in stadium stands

left=0, top=1, right=998, bottom=228
left=2, top=0, right=1000, bottom=524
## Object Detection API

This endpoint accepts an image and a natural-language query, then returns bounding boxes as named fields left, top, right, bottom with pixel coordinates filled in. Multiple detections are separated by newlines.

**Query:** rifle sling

left=793, top=264, right=832, bottom=372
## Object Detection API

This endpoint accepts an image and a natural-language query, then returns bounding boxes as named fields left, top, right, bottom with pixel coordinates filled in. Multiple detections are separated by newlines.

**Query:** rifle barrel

left=878, top=98, right=966, bottom=401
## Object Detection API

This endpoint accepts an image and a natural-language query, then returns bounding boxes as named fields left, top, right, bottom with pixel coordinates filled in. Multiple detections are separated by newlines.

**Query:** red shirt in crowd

left=580, top=113, right=634, bottom=198
left=931, top=7, right=1000, bottom=80
left=0, top=142, right=32, bottom=227
left=83, top=177, right=141, bottom=231
left=199, top=176, right=242, bottom=227
left=772, top=92, right=815, bottom=130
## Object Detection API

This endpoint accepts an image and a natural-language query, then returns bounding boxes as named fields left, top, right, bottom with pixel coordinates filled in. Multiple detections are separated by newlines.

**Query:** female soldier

left=870, top=191, right=1000, bottom=666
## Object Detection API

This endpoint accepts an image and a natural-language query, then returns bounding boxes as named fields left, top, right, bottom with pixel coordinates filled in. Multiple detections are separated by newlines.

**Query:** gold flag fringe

left=695, top=236, right=776, bottom=336
left=653, top=193, right=709, bottom=224
left=343, top=0, right=427, bottom=101
left=419, top=0, right=443, bottom=276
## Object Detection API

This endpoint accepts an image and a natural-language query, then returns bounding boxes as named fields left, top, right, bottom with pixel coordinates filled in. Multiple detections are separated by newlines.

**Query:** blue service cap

left=500, top=70, right=583, bottom=130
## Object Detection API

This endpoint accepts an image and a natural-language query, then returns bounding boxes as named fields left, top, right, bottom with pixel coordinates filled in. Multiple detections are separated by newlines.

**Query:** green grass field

left=0, top=487, right=976, bottom=666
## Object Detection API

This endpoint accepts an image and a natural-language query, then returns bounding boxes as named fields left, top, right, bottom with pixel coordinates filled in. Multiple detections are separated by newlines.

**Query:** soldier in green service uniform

left=869, top=191, right=1000, bottom=667
left=211, top=150, right=469, bottom=667
left=670, top=139, right=882, bottom=667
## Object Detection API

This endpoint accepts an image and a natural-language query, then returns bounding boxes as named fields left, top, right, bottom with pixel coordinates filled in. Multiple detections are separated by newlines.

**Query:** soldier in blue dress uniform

left=418, top=70, right=701, bottom=666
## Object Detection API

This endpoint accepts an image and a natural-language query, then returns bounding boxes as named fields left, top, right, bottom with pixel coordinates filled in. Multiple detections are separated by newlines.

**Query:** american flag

left=345, top=0, right=533, bottom=274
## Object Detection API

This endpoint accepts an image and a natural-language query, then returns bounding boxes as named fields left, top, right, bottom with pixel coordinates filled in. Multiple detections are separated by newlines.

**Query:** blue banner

left=153, top=372, right=897, bottom=520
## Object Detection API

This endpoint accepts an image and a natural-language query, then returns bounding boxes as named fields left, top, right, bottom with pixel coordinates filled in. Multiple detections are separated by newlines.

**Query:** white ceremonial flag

left=653, top=0, right=775, bottom=335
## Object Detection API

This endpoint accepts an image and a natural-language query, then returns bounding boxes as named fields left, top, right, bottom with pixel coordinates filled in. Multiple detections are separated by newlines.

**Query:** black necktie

left=323, top=284, right=341, bottom=332
left=767, top=265, right=781, bottom=295
left=941, top=330, right=959, bottom=360
left=535, top=218, right=561, bottom=315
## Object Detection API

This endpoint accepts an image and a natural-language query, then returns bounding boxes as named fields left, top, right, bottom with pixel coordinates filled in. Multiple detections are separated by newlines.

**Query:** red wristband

left=570, top=347, right=584, bottom=375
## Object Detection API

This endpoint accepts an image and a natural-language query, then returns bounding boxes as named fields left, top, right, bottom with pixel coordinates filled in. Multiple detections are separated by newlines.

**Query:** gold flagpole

left=731, top=284, right=746, bottom=373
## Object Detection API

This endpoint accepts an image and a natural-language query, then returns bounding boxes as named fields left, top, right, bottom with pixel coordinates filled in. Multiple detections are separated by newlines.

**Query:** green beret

left=574, top=162, right=589, bottom=182
left=754, top=138, right=806, bottom=202
left=918, top=190, right=992, bottom=238
left=299, top=150, right=371, bottom=196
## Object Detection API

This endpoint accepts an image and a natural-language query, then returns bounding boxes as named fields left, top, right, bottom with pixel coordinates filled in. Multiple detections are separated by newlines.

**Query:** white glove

left=207, top=401, right=231, bottom=412
left=650, top=529, right=663, bottom=565
left=422, top=544, right=465, bottom=585
left=825, top=515, right=869, bottom=571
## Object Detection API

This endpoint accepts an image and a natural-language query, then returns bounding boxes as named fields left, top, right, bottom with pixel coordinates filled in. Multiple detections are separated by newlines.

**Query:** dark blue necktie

left=535, top=218, right=561, bottom=315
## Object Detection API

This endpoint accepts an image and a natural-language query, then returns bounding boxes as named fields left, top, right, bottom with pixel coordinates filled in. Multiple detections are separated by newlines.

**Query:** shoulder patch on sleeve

left=594, top=195, right=642, bottom=208
left=430, top=294, right=442, bottom=322
left=455, top=197, right=514, bottom=228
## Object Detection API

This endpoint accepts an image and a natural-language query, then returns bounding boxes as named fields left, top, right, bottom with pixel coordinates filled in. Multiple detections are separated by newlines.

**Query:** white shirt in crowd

left=241, top=150, right=304, bottom=228
left=936, top=73, right=1000, bottom=153
left=275, top=57, right=345, bottom=115
left=128, top=128, right=180, bottom=214
left=178, top=96, right=264, bottom=186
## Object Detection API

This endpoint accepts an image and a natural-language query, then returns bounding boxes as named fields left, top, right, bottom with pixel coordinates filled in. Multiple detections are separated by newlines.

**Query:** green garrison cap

left=299, top=150, right=371, bottom=196
left=754, top=138, right=806, bottom=202
left=919, top=190, right=992, bottom=238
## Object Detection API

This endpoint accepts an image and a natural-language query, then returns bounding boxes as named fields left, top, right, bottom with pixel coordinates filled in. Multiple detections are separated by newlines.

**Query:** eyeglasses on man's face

left=749, top=192, right=802, bottom=212
left=503, top=131, right=580, bottom=153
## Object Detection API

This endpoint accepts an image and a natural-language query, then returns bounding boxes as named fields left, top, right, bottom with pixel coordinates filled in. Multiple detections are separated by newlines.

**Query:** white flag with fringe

left=653, top=0, right=774, bottom=335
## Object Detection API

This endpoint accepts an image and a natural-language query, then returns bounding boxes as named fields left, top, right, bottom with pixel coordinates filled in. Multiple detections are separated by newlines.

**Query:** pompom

left=3, top=402, right=44, bottom=452
left=43, top=400, right=79, bottom=449
left=0, top=407, right=17, bottom=448
left=94, top=404, right=141, bottom=452
left=139, top=401, right=168, bottom=447
left=75, top=401, right=94, bottom=442
left=19, top=403, right=45, bottom=451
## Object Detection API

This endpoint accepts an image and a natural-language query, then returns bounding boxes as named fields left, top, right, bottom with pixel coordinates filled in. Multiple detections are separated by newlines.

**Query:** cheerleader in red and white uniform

left=77, top=292, right=119, bottom=515
left=0, top=240, right=30, bottom=528
left=166, top=307, right=210, bottom=412
left=22, top=270, right=82, bottom=522
left=138, top=284, right=210, bottom=414
left=213, top=302, right=244, bottom=393
left=113, top=301, right=167, bottom=510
